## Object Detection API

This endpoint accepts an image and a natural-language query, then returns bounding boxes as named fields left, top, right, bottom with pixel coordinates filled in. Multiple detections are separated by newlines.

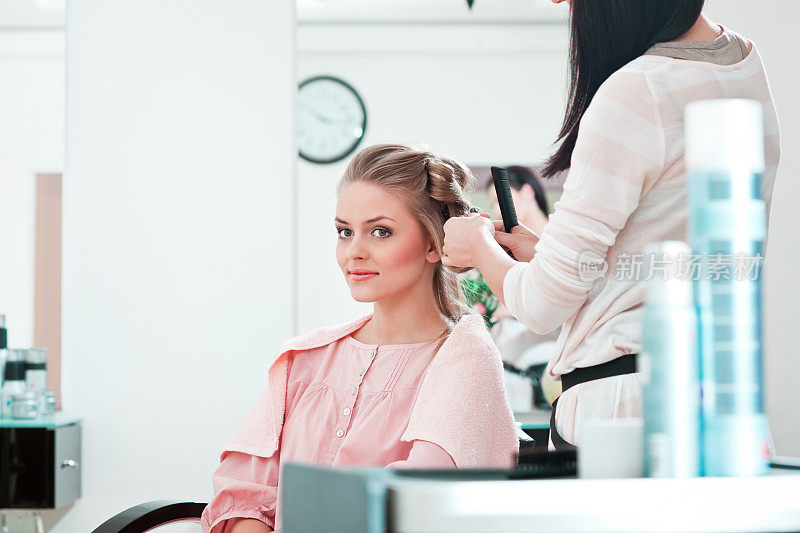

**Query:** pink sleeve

left=200, top=451, right=279, bottom=533
left=385, top=439, right=457, bottom=470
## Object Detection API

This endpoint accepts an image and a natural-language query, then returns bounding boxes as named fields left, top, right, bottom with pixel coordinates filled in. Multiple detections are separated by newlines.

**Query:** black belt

left=549, top=353, right=638, bottom=451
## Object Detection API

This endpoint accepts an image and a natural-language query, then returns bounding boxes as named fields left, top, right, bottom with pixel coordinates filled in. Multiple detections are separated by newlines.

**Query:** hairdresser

left=442, top=0, right=780, bottom=449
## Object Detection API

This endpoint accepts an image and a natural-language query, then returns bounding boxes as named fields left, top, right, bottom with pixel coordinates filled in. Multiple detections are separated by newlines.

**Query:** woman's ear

left=426, top=242, right=441, bottom=264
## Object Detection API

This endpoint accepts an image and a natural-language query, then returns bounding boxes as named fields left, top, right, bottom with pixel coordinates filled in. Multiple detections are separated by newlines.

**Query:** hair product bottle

left=685, top=99, right=770, bottom=477
left=641, top=241, right=700, bottom=478
left=1, top=349, right=28, bottom=419
left=0, top=315, right=6, bottom=378
left=25, top=348, right=47, bottom=395
left=0, top=315, right=6, bottom=412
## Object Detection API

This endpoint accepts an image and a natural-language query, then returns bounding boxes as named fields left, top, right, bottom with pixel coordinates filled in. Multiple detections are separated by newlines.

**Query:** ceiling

left=297, top=0, right=567, bottom=24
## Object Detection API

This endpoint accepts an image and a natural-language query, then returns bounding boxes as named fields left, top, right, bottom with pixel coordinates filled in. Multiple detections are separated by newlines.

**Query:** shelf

left=0, top=412, right=81, bottom=428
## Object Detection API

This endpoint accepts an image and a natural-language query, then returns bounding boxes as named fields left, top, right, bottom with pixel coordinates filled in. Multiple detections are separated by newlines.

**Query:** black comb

left=491, top=166, right=519, bottom=233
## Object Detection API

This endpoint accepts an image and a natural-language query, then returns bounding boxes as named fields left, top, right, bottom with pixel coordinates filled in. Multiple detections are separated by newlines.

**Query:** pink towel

left=223, top=313, right=519, bottom=468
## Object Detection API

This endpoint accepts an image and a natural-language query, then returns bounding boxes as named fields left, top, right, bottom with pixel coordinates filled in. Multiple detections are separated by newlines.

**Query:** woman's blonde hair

left=337, top=144, right=477, bottom=325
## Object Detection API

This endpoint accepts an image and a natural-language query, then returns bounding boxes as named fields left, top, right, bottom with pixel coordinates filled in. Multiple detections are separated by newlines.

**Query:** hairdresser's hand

left=442, top=214, right=494, bottom=268
left=493, top=220, right=540, bottom=263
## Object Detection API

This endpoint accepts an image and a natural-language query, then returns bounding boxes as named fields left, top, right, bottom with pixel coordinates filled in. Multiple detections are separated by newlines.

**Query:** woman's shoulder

left=277, top=314, right=372, bottom=353
left=583, top=61, right=665, bottom=133
left=420, top=314, right=507, bottom=395
left=594, top=59, right=663, bottom=105
left=439, top=313, right=501, bottom=362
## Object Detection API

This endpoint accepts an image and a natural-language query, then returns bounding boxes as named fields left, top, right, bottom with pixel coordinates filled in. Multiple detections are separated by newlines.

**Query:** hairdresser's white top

left=503, top=36, right=780, bottom=444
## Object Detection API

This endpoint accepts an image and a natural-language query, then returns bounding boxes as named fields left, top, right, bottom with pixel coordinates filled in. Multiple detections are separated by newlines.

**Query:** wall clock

left=298, top=75, right=367, bottom=164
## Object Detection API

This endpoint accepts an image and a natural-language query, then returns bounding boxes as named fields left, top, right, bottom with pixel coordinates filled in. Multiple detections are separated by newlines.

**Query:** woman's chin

left=348, top=290, right=380, bottom=303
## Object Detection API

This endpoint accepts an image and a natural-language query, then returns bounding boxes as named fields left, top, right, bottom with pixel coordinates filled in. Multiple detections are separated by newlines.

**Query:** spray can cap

left=685, top=99, right=764, bottom=173
left=644, top=241, right=693, bottom=306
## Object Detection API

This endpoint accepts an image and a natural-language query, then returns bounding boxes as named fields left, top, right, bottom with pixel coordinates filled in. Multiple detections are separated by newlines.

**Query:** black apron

left=549, top=353, right=638, bottom=450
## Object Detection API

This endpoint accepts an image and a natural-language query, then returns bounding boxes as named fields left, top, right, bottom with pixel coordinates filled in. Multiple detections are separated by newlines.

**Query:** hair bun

left=424, top=156, right=476, bottom=219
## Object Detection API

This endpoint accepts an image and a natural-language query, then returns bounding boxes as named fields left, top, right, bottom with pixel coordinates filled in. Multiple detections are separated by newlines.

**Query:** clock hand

left=299, top=104, right=351, bottom=126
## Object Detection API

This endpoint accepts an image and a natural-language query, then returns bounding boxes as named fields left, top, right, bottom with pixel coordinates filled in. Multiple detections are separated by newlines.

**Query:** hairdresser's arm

left=442, top=214, right=516, bottom=303
left=446, top=73, right=665, bottom=336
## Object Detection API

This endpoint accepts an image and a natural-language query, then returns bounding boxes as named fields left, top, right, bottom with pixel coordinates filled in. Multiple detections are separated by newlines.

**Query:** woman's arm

left=386, top=439, right=457, bottom=469
left=445, top=70, right=665, bottom=334
left=227, top=518, right=273, bottom=533
left=200, top=451, right=280, bottom=533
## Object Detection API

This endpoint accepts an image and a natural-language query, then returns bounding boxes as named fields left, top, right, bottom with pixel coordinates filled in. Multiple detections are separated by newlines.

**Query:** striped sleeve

left=503, top=70, right=666, bottom=334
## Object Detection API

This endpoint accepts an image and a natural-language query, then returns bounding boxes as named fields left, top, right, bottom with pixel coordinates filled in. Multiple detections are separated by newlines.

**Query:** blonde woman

left=200, top=144, right=519, bottom=533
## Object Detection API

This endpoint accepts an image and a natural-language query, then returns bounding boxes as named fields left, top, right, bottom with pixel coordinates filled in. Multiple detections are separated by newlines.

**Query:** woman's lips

left=349, top=270, right=378, bottom=281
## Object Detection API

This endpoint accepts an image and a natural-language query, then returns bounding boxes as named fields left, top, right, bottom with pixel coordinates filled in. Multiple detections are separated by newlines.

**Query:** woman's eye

left=371, top=227, right=391, bottom=238
left=337, top=228, right=352, bottom=239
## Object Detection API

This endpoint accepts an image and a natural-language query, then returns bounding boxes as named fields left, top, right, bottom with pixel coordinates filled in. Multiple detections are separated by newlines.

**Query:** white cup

left=578, top=418, right=644, bottom=479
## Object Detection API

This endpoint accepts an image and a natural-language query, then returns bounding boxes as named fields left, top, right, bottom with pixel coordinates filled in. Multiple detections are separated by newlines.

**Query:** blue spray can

left=685, top=99, right=770, bottom=477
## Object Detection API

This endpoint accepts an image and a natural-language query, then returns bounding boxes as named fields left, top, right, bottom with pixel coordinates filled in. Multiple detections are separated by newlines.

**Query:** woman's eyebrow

left=334, top=216, right=395, bottom=225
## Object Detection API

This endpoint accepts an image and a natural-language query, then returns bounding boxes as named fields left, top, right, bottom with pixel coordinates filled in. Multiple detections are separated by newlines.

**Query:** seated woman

left=200, top=144, right=519, bottom=533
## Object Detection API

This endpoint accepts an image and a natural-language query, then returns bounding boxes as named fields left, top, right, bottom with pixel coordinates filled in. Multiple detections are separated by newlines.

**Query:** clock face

left=298, top=76, right=367, bottom=165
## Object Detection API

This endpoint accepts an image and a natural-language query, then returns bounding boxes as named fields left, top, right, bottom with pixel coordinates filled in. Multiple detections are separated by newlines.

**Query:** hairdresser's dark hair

left=542, top=0, right=705, bottom=177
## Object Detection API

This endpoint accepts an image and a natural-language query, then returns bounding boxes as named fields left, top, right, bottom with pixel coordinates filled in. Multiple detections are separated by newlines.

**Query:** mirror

left=294, top=0, right=800, bottom=456
left=296, top=0, right=569, bottom=333
left=0, top=0, right=64, bottom=404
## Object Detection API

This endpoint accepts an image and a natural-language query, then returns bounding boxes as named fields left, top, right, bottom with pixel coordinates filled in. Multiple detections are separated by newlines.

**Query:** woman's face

left=335, top=181, right=440, bottom=304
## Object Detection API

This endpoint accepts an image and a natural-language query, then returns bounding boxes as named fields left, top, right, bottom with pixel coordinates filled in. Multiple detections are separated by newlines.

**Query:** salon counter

left=283, top=463, right=800, bottom=533
left=389, top=468, right=800, bottom=532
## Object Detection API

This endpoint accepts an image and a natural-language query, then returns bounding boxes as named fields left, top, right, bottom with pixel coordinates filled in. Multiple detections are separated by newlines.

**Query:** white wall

left=296, top=23, right=570, bottom=333
left=54, top=1, right=296, bottom=531
left=0, top=30, right=63, bottom=348
left=704, top=0, right=800, bottom=457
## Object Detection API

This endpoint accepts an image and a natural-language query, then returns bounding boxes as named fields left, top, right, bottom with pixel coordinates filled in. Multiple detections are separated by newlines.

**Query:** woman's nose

left=346, top=235, right=368, bottom=260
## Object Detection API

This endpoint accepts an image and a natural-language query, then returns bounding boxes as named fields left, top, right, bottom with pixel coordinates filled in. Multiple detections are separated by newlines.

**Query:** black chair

left=91, top=501, right=207, bottom=533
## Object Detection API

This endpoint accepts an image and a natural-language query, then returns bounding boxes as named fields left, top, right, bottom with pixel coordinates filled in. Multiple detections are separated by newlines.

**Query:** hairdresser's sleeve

left=385, top=440, right=457, bottom=470
left=503, top=70, right=666, bottom=334
left=200, top=451, right=279, bottom=533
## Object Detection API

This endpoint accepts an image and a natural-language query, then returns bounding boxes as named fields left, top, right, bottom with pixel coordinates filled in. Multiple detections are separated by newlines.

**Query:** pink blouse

left=201, top=334, right=457, bottom=533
